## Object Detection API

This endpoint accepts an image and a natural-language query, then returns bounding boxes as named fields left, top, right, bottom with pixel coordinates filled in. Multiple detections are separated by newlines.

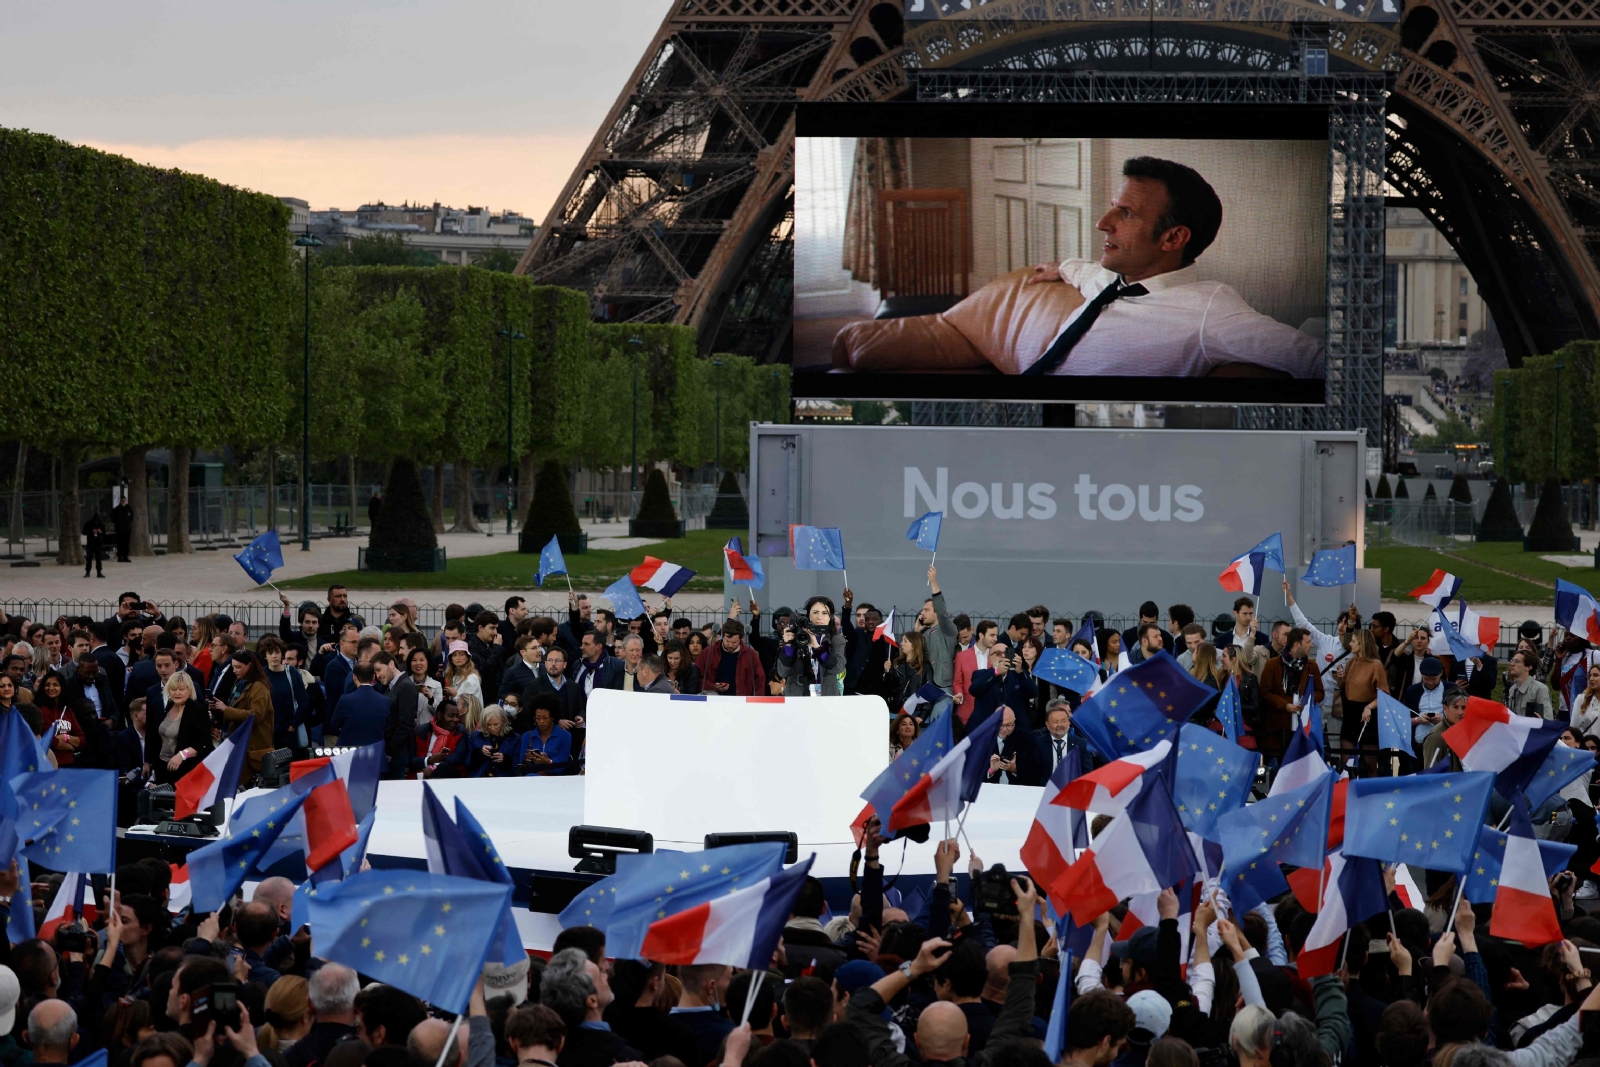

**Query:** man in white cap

left=483, top=958, right=531, bottom=1007
left=1123, top=989, right=1173, bottom=1060
left=0, top=966, right=22, bottom=1067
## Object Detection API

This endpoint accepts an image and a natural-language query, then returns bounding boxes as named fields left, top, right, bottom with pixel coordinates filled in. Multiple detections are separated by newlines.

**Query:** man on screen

left=1023, top=156, right=1323, bottom=378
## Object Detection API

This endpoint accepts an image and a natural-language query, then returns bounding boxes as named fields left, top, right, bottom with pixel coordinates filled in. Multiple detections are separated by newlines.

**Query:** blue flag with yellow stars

left=307, top=870, right=512, bottom=1014
left=188, top=789, right=309, bottom=913
left=1343, top=771, right=1496, bottom=874
left=558, top=849, right=685, bottom=931
left=1461, top=822, right=1576, bottom=905
left=1216, top=676, right=1243, bottom=745
left=1070, top=651, right=1216, bottom=759
left=1375, top=691, right=1415, bottom=757
left=1217, top=772, right=1334, bottom=912
left=792, top=526, right=846, bottom=571
left=291, top=809, right=376, bottom=933
left=1301, top=544, right=1356, bottom=587
left=13, top=770, right=117, bottom=873
left=536, top=535, right=566, bottom=588
left=1174, top=724, right=1259, bottom=843
left=1524, top=742, right=1596, bottom=811
left=233, top=530, right=284, bottom=586
left=418, top=785, right=525, bottom=967
left=602, top=842, right=789, bottom=960
left=602, top=576, right=647, bottom=622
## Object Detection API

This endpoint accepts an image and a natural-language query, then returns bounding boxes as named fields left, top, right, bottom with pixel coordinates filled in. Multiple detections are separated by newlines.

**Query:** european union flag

left=860, top=713, right=955, bottom=838
left=16, top=770, right=117, bottom=873
left=906, top=511, right=943, bottom=553
left=307, top=870, right=512, bottom=1014
left=1219, top=772, right=1333, bottom=910
left=1432, top=608, right=1483, bottom=662
left=603, top=575, right=647, bottom=621
left=1375, top=691, right=1415, bottom=756
left=1174, top=724, right=1259, bottom=842
left=229, top=763, right=340, bottom=874
left=536, top=536, right=567, bottom=588
left=1301, top=544, right=1357, bottom=587
left=1216, top=676, right=1243, bottom=744
left=792, top=526, right=846, bottom=571
left=1032, top=648, right=1099, bottom=694
left=558, top=849, right=682, bottom=931
left=189, top=789, right=309, bottom=912
left=1524, top=743, right=1596, bottom=811
left=0, top=709, right=46, bottom=860
left=1462, top=823, right=1575, bottom=905
left=6, top=859, right=33, bottom=944
left=1070, top=651, right=1214, bottom=759
left=233, top=530, right=284, bottom=586
left=420, top=786, right=525, bottom=967
left=1343, top=771, right=1495, bottom=873
left=603, top=842, right=789, bottom=959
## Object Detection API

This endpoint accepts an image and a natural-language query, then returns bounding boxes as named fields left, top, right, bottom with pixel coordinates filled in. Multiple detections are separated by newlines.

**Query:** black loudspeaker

left=703, top=831, right=799, bottom=864
left=567, top=824, right=653, bottom=875
left=258, top=748, right=294, bottom=788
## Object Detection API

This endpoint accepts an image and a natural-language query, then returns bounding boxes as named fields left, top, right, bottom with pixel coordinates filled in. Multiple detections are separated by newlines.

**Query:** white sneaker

left=1576, top=880, right=1599, bottom=901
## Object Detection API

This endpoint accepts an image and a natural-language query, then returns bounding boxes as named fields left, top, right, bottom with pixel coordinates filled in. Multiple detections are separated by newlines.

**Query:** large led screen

left=793, top=104, right=1330, bottom=404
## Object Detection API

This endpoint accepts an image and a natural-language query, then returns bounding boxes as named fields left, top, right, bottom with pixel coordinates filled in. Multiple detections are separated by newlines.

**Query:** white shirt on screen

left=1043, top=260, right=1324, bottom=378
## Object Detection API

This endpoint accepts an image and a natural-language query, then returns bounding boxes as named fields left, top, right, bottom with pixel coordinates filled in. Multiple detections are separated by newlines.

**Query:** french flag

left=40, top=872, right=96, bottom=941
left=1020, top=749, right=1089, bottom=917
left=1297, top=852, right=1388, bottom=978
left=1218, top=534, right=1283, bottom=596
left=1444, top=600, right=1500, bottom=654
left=293, top=741, right=385, bottom=823
left=173, top=717, right=254, bottom=819
left=902, top=683, right=944, bottom=718
left=874, top=608, right=899, bottom=648
left=1270, top=727, right=1330, bottom=798
left=1445, top=696, right=1566, bottom=792
left=1048, top=775, right=1199, bottom=926
left=288, top=762, right=359, bottom=875
left=640, top=854, right=815, bottom=967
left=887, top=712, right=1003, bottom=831
left=1119, top=875, right=1201, bottom=973
left=724, top=538, right=763, bottom=588
left=1409, top=569, right=1463, bottom=609
left=1556, top=579, right=1600, bottom=646
left=167, top=864, right=191, bottom=915
left=630, top=556, right=695, bottom=597
left=1072, top=619, right=1100, bottom=666
left=1491, top=799, right=1565, bottom=945
left=1049, top=741, right=1171, bottom=814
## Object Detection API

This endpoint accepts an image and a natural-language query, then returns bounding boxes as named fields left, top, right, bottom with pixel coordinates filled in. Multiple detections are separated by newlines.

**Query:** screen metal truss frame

left=913, top=69, right=1389, bottom=446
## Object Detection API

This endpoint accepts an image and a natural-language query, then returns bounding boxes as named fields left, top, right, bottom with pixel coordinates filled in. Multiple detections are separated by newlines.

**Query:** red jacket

left=695, top=641, right=767, bottom=697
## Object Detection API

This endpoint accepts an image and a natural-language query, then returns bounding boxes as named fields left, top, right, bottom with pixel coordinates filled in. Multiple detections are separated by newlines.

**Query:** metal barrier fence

left=1365, top=499, right=1476, bottom=548
left=0, top=481, right=732, bottom=559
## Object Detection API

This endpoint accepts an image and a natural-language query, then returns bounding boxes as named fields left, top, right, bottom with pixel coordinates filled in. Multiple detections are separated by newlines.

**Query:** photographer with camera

left=774, top=597, right=847, bottom=697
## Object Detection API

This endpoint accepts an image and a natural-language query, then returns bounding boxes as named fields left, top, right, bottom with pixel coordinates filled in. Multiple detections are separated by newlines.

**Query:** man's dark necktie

left=1053, top=737, right=1064, bottom=768
left=1022, top=279, right=1148, bottom=376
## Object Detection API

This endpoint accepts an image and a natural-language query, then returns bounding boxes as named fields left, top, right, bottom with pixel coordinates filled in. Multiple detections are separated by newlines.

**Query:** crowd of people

left=3, top=565, right=1600, bottom=1067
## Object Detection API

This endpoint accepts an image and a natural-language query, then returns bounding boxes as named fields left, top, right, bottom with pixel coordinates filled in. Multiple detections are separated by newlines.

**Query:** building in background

left=296, top=199, right=536, bottom=266
left=1385, top=206, right=1493, bottom=350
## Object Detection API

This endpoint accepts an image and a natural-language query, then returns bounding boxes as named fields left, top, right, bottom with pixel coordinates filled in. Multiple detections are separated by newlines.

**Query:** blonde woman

left=456, top=692, right=485, bottom=733
left=443, top=639, right=483, bottom=710
left=191, top=617, right=220, bottom=676
left=1189, top=641, right=1226, bottom=690
left=155, top=672, right=213, bottom=785
left=1345, top=629, right=1391, bottom=772
left=257, top=976, right=311, bottom=1051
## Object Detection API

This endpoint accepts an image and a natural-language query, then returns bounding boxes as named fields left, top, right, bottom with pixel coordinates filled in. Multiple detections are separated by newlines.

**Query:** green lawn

left=1365, top=542, right=1597, bottom=603
left=281, top=527, right=736, bottom=592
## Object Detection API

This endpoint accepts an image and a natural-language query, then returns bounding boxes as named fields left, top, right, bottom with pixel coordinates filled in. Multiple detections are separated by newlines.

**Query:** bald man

left=916, top=1003, right=969, bottom=1066
left=408, top=1017, right=469, bottom=1067
left=981, top=945, right=1017, bottom=1013
left=26, top=1000, right=78, bottom=1065
left=252, top=877, right=295, bottom=923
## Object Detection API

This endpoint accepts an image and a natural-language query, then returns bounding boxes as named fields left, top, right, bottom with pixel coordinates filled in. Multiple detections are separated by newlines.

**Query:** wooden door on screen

left=969, top=138, right=1099, bottom=288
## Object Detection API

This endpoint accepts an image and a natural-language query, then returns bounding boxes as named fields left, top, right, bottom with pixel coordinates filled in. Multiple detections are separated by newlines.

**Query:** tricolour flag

left=1218, top=533, right=1285, bottom=596
left=39, top=872, right=97, bottom=941
left=1445, top=696, right=1567, bottom=796
left=174, top=717, right=254, bottom=819
left=1441, top=600, right=1500, bottom=654
left=1556, top=579, right=1600, bottom=645
left=859, top=711, right=1002, bottom=834
left=724, top=538, right=765, bottom=589
left=1048, top=776, right=1198, bottom=926
left=1463, top=821, right=1575, bottom=906
left=873, top=608, right=899, bottom=648
left=1271, top=725, right=1330, bottom=798
left=1072, top=619, right=1100, bottom=667
left=167, top=864, right=191, bottom=915
left=1020, top=749, right=1089, bottom=917
left=902, top=683, right=944, bottom=719
left=640, top=854, right=815, bottom=968
left=1297, top=853, right=1388, bottom=978
left=630, top=556, right=696, bottom=597
left=1409, top=568, right=1463, bottom=609
left=1049, top=741, right=1171, bottom=815
left=1490, top=799, right=1566, bottom=945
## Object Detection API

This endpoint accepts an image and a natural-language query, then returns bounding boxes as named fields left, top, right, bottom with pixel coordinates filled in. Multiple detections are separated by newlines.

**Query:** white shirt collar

left=1121, top=262, right=1200, bottom=294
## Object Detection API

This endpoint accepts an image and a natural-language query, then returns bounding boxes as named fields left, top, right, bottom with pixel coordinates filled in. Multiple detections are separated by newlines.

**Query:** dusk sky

left=1, top=1, right=676, bottom=218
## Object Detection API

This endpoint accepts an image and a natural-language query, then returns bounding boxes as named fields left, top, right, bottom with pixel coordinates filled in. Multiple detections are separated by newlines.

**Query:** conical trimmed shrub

left=1376, top=475, right=1393, bottom=499
left=1448, top=473, right=1473, bottom=505
left=521, top=459, right=583, bottom=553
left=1526, top=478, right=1579, bottom=551
left=1422, top=483, right=1437, bottom=500
left=1395, top=478, right=1411, bottom=499
left=706, top=470, right=749, bottom=530
left=1476, top=479, right=1525, bottom=542
left=631, top=468, right=684, bottom=538
left=365, top=457, right=442, bottom=571
left=1365, top=480, right=1372, bottom=499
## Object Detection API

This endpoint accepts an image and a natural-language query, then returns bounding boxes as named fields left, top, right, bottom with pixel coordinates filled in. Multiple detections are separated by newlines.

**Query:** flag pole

left=740, top=969, right=765, bottom=1025
left=432, top=1013, right=465, bottom=1067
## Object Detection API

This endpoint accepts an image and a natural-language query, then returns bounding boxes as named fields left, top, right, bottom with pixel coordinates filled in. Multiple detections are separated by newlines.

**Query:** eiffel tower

left=519, top=0, right=1600, bottom=372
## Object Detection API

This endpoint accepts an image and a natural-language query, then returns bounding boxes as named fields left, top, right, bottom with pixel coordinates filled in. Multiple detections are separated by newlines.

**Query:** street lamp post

left=712, top=358, right=725, bottom=484
left=628, top=336, right=643, bottom=495
left=293, top=228, right=322, bottom=552
left=1556, top=360, right=1566, bottom=483
left=498, top=327, right=526, bottom=536
left=770, top=369, right=781, bottom=423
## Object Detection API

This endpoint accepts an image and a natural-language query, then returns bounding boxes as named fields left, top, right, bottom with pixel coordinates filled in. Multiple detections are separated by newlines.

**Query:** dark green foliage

left=1376, top=475, right=1393, bottom=499
left=522, top=459, right=582, bottom=549
left=637, top=469, right=679, bottom=524
left=1526, top=478, right=1579, bottom=551
left=1476, top=478, right=1525, bottom=542
left=1395, top=479, right=1410, bottom=499
left=1448, top=474, right=1473, bottom=504
left=318, top=232, right=442, bottom=268
left=472, top=244, right=520, bottom=272
left=706, top=469, right=749, bottom=530
left=1422, top=482, right=1438, bottom=500
left=589, top=325, right=701, bottom=465
left=367, top=458, right=437, bottom=555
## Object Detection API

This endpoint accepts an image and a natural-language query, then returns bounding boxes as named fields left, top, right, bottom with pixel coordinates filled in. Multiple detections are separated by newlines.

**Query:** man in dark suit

left=373, top=652, right=419, bottom=779
left=569, top=632, right=624, bottom=708
left=329, top=662, right=389, bottom=748
left=984, top=707, right=1036, bottom=785
left=128, top=633, right=174, bottom=711
left=522, top=646, right=583, bottom=730
left=1032, top=698, right=1098, bottom=780
left=498, top=636, right=547, bottom=702
left=556, top=592, right=594, bottom=661
left=1453, top=651, right=1498, bottom=701
left=320, top=625, right=360, bottom=728
left=88, top=622, right=127, bottom=715
left=115, top=700, right=150, bottom=778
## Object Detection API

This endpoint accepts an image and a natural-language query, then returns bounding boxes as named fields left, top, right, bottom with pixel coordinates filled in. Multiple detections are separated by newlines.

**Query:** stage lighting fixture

left=258, top=748, right=294, bottom=788
left=703, top=831, right=799, bottom=864
left=568, top=824, right=653, bottom=875
left=311, top=746, right=356, bottom=757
